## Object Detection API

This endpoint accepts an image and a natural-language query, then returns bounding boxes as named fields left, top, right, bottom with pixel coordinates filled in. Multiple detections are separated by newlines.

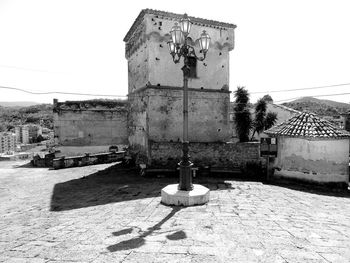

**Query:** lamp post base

left=161, top=184, right=210, bottom=206
left=178, top=162, right=193, bottom=191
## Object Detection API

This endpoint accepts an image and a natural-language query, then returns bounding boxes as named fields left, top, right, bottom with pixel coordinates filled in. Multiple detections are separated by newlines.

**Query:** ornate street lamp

left=167, top=13, right=211, bottom=191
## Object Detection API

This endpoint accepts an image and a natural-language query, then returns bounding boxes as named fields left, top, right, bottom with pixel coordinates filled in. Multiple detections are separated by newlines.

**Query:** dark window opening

left=188, top=56, right=197, bottom=79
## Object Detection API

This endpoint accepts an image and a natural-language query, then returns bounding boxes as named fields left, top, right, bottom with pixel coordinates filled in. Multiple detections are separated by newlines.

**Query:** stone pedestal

left=161, top=184, right=210, bottom=206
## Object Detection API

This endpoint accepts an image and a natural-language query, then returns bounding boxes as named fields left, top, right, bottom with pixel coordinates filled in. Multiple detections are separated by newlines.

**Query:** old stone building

left=53, top=99, right=128, bottom=156
left=125, top=9, right=237, bottom=163
left=52, top=10, right=262, bottom=168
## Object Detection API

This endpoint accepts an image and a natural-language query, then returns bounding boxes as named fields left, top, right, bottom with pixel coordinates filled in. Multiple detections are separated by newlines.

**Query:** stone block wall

left=53, top=100, right=128, bottom=147
left=127, top=86, right=231, bottom=163
left=147, top=87, right=230, bottom=142
left=149, top=141, right=261, bottom=168
left=127, top=91, right=149, bottom=163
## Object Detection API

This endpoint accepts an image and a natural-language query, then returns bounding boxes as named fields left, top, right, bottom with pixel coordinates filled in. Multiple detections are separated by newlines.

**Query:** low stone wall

left=55, top=145, right=127, bottom=158
left=32, top=153, right=55, bottom=167
left=52, top=151, right=126, bottom=169
left=149, top=141, right=261, bottom=169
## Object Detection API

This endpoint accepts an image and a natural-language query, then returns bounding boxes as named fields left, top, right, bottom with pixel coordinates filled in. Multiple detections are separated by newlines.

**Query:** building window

left=187, top=56, right=197, bottom=79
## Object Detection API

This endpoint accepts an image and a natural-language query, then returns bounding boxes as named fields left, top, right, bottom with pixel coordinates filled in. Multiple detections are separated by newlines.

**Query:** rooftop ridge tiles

left=265, top=111, right=350, bottom=139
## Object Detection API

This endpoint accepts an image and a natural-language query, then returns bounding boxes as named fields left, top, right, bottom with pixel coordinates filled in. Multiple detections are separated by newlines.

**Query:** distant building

left=14, top=126, right=21, bottom=143
left=15, top=125, right=42, bottom=144
left=0, top=132, right=16, bottom=153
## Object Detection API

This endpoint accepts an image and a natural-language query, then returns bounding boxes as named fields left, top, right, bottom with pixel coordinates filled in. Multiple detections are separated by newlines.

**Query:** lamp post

left=167, top=14, right=211, bottom=191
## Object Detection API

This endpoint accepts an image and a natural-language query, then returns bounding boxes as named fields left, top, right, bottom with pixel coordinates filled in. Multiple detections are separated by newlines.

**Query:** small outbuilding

left=265, top=111, right=350, bottom=187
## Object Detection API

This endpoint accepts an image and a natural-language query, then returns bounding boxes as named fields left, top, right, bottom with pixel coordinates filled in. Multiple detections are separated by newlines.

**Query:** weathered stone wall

left=127, top=86, right=231, bottom=162
left=145, top=13, right=233, bottom=90
left=274, top=137, right=349, bottom=184
left=125, top=11, right=235, bottom=92
left=147, top=87, right=230, bottom=142
left=127, top=18, right=149, bottom=94
left=125, top=10, right=236, bottom=164
left=127, top=91, right=149, bottom=162
left=54, top=101, right=128, bottom=147
left=149, top=141, right=260, bottom=168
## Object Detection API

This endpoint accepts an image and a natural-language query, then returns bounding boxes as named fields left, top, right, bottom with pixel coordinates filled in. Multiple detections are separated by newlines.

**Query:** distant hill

left=0, top=104, right=53, bottom=132
left=0, top=101, right=39, bottom=107
left=282, top=97, right=350, bottom=116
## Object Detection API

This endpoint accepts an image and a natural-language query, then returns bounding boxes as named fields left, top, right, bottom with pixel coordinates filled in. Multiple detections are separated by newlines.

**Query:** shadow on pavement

left=12, top=162, right=38, bottom=169
left=268, top=180, right=350, bottom=199
left=50, top=164, right=174, bottom=211
left=50, top=163, right=349, bottom=212
left=107, top=206, right=183, bottom=252
left=50, top=164, right=237, bottom=212
left=112, top=228, right=134, bottom=237
left=166, top=230, right=187, bottom=240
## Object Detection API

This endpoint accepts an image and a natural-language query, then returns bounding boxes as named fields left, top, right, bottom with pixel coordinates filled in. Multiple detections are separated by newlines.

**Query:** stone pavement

left=0, top=160, right=350, bottom=263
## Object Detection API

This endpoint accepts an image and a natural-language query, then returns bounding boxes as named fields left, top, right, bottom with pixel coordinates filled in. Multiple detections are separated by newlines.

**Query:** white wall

left=274, top=137, right=349, bottom=183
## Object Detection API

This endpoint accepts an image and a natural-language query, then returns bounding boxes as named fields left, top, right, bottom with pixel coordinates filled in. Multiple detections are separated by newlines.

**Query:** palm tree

left=265, top=112, right=278, bottom=130
left=233, top=87, right=252, bottom=142
left=262, top=94, right=273, bottom=103
left=251, top=98, right=277, bottom=140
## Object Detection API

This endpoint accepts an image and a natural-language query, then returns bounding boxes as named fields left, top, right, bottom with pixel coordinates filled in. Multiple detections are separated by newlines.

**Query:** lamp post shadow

left=107, top=206, right=184, bottom=252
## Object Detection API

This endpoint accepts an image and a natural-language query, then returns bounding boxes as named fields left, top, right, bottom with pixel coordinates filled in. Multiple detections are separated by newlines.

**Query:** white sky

left=0, top=0, right=349, bottom=104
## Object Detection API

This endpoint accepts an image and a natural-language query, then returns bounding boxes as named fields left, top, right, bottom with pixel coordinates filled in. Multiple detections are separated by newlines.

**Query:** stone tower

left=124, top=9, right=236, bottom=163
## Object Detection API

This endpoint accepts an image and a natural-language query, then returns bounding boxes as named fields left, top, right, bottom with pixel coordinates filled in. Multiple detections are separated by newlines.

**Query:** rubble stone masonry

left=149, top=141, right=260, bottom=168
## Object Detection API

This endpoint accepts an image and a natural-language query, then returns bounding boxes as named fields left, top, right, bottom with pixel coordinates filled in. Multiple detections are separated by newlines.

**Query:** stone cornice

left=128, top=85, right=231, bottom=96
left=53, top=100, right=128, bottom=113
left=124, top=9, right=237, bottom=43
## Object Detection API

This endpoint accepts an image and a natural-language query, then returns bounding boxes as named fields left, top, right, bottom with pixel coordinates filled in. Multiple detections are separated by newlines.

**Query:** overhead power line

left=250, top=83, right=350, bottom=94
left=0, top=84, right=349, bottom=105
left=274, top=92, right=350, bottom=103
left=0, top=85, right=127, bottom=98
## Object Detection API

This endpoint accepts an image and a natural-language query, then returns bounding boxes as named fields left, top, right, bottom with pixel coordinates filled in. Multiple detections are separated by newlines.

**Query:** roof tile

left=265, top=111, right=350, bottom=139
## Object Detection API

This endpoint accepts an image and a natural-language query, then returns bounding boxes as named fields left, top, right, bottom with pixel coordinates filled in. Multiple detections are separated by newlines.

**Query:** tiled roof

left=265, top=111, right=350, bottom=139
left=124, top=9, right=237, bottom=42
